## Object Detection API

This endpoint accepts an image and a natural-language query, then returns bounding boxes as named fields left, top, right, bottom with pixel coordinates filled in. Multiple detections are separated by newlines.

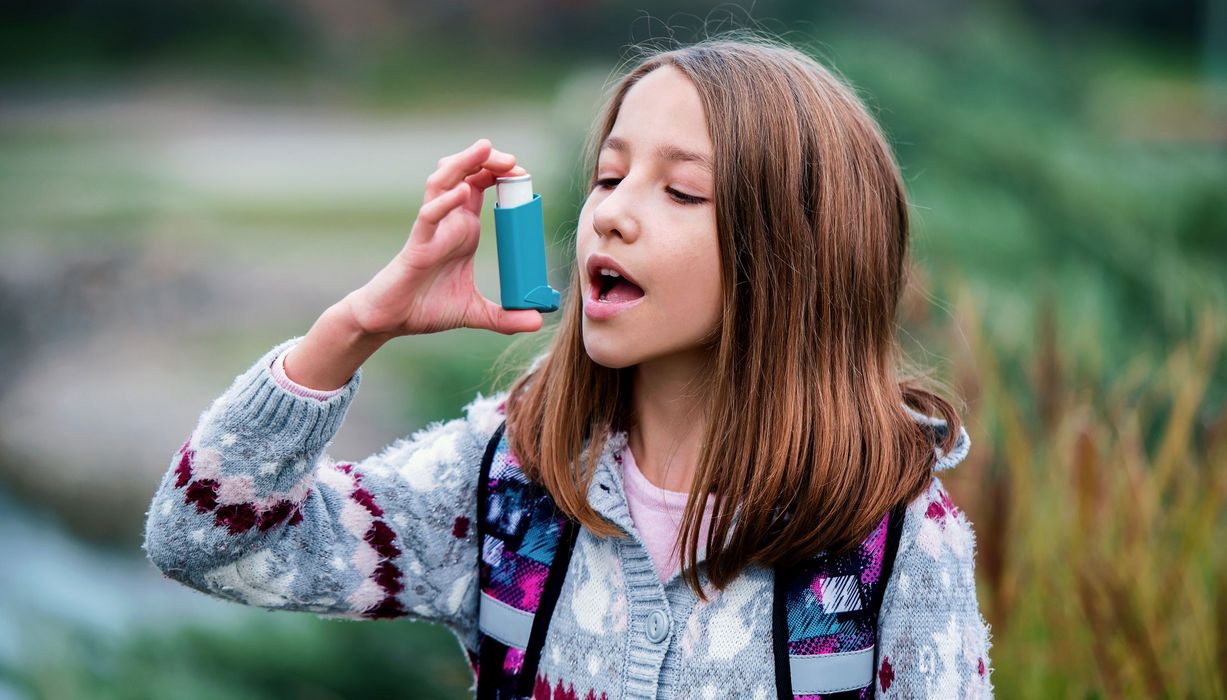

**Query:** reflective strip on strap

left=478, top=591, right=535, bottom=650
left=789, top=646, right=875, bottom=695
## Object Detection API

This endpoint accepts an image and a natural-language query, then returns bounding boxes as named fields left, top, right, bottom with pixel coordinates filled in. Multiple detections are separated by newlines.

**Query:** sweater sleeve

left=874, top=477, right=994, bottom=698
left=141, top=336, right=508, bottom=653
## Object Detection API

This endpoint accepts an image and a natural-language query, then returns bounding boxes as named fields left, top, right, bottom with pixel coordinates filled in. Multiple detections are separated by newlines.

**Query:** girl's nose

left=591, top=184, right=640, bottom=243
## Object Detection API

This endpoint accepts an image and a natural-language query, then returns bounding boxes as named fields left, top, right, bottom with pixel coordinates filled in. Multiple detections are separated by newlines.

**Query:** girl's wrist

left=282, top=301, right=391, bottom=391
left=271, top=346, right=346, bottom=399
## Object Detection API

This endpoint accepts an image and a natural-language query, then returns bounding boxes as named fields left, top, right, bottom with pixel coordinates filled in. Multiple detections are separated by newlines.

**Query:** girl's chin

left=583, top=352, right=636, bottom=370
left=582, top=336, right=642, bottom=370
left=587, top=357, right=636, bottom=370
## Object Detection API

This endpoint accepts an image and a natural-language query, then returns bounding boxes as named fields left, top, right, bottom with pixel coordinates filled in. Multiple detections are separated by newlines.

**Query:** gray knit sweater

left=143, top=337, right=994, bottom=698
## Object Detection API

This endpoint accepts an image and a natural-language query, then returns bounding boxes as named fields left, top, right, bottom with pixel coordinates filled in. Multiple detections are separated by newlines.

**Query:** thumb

left=476, top=298, right=544, bottom=335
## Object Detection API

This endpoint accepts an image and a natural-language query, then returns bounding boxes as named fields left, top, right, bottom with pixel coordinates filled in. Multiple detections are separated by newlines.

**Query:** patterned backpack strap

left=475, top=419, right=580, bottom=700
left=772, top=503, right=907, bottom=700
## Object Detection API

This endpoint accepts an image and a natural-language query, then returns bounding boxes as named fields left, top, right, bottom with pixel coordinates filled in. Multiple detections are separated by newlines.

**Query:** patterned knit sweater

left=142, top=336, right=994, bottom=699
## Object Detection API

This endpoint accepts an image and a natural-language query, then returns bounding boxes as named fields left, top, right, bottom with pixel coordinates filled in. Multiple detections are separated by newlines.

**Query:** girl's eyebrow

left=601, top=135, right=712, bottom=173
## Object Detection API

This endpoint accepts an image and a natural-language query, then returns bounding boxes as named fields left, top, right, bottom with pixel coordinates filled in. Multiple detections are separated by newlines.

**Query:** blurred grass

left=2, top=612, right=475, bottom=700
left=935, top=286, right=1226, bottom=697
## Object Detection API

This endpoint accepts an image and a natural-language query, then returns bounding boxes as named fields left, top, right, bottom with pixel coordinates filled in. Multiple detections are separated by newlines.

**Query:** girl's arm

left=142, top=333, right=507, bottom=652
left=144, top=138, right=538, bottom=653
left=875, top=477, right=994, bottom=698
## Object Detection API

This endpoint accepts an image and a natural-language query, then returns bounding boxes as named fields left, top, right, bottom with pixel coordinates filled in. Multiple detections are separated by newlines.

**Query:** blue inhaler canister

left=492, top=174, right=560, bottom=311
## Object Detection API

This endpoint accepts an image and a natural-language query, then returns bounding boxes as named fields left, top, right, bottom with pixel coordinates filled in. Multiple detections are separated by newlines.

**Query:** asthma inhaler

left=492, top=174, right=560, bottom=312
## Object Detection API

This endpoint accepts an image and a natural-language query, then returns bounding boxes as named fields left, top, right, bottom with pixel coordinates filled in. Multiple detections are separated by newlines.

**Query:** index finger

left=424, top=139, right=517, bottom=200
left=463, top=165, right=528, bottom=213
left=465, top=164, right=528, bottom=196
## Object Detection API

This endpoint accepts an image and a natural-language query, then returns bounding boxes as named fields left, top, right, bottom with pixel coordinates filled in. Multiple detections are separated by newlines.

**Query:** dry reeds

left=935, top=285, right=1226, bottom=698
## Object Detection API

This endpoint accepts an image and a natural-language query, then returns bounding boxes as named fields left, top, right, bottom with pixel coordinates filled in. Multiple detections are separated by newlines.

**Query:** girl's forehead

left=619, top=67, right=704, bottom=125
left=602, top=68, right=713, bottom=163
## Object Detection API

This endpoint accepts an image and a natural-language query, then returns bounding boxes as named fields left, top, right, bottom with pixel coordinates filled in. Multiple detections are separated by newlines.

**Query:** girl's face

left=576, top=65, right=723, bottom=370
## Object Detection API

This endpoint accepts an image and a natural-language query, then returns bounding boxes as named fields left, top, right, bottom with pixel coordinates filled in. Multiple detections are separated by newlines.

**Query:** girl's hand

left=345, top=138, right=545, bottom=338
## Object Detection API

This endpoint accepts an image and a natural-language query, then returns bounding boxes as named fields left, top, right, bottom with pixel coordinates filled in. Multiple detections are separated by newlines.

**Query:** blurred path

left=0, top=92, right=568, bottom=207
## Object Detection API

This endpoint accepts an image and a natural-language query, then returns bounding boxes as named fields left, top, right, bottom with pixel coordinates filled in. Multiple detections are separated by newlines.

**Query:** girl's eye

left=667, top=188, right=706, bottom=205
left=594, top=178, right=707, bottom=206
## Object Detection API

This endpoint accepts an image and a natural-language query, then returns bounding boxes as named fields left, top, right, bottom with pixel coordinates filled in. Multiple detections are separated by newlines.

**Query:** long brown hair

left=503, top=35, right=963, bottom=600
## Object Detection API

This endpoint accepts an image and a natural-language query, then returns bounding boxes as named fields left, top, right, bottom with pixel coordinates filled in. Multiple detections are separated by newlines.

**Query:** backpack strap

left=475, top=419, right=579, bottom=700
left=772, top=502, right=907, bottom=700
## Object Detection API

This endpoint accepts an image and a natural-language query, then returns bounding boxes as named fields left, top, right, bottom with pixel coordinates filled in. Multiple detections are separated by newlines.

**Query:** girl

left=144, top=36, right=992, bottom=699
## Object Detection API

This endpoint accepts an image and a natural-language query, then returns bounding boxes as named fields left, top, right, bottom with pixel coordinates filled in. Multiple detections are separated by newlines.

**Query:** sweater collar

left=584, top=427, right=636, bottom=535
left=585, top=427, right=718, bottom=570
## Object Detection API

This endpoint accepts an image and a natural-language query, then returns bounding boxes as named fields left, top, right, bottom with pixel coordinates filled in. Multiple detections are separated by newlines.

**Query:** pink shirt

left=271, top=343, right=715, bottom=584
left=619, top=444, right=715, bottom=584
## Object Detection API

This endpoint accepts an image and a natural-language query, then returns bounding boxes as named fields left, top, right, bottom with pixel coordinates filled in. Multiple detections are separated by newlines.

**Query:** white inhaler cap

left=495, top=174, right=533, bottom=208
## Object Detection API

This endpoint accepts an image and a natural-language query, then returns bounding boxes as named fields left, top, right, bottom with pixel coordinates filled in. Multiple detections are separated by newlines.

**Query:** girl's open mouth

left=584, top=269, right=645, bottom=320
left=595, top=273, right=645, bottom=303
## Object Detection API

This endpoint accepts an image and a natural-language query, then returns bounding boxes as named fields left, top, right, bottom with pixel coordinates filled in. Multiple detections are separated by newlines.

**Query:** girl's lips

left=584, top=282, right=645, bottom=320
left=585, top=253, right=642, bottom=290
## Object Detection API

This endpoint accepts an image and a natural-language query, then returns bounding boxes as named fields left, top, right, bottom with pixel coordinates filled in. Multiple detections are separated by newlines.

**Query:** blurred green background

left=0, top=1, right=1223, bottom=698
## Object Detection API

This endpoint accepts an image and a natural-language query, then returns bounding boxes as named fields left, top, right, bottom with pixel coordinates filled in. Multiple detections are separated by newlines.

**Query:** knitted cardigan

left=143, top=337, right=994, bottom=699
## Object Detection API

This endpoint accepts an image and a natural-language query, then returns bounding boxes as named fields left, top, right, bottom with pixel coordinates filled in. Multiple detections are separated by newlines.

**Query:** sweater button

left=646, top=609, right=670, bottom=643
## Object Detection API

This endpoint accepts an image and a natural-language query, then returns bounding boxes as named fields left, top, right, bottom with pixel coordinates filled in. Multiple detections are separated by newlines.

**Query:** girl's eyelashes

left=593, top=178, right=707, bottom=205
left=668, top=188, right=707, bottom=205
